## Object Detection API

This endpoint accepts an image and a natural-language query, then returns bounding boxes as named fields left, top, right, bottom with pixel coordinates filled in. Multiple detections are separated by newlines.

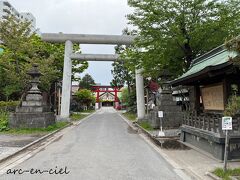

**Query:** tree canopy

left=79, top=73, right=95, bottom=90
left=225, top=36, right=240, bottom=69
left=0, top=16, right=88, bottom=101
left=111, top=28, right=136, bottom=93
left=125, top=0, right=240, bottom=79
left=75, top=89, right=95, bottom=107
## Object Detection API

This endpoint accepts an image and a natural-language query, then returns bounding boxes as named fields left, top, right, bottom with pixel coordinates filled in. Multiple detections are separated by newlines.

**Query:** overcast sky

left=9, top=0, right=132, bottom=85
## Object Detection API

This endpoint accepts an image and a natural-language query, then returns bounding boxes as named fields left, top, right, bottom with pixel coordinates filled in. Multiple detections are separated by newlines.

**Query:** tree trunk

left=180, top=24, right=193, bottom=69
left=184, top=42, right=193, bottom=68
left=127, top=80, right=131, bottom=94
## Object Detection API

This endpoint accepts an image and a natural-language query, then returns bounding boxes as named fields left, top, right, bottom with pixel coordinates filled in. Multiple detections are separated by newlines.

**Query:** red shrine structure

left=91, top=85, right=122, bottom=109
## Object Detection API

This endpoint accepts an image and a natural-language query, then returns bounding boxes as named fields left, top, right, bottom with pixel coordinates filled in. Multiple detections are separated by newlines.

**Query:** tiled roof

left=172, top=45, right=238, bottom=85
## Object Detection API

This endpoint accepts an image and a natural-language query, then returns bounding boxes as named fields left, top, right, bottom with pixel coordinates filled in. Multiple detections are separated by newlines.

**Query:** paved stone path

left=0, top=107, right=181, bottom=180
left=0, top=134, right=43, bottom=161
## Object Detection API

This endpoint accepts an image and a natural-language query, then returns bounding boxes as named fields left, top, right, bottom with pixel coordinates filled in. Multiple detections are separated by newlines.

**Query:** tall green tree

left=79, top=74, right=95, bottom=90
left=126, top=0, right=240, bottom=78
left=119, top=87, right=137, bottom=113
left=0, top=16, right=39, bottom=100
left=72, top=45, right=89, bottom=81
left=111, top=28, right=135, bottom=93
left=0, top=16, right=88, bottom=100
left=111, top=59, right=134, bottom=93
left=0, top=16, right=63, bottom=99
left=0, top=16, right=34, bottom=74
left=225, top=36, right=240, bottom=66
left=75, top=89, right=95, bottom=108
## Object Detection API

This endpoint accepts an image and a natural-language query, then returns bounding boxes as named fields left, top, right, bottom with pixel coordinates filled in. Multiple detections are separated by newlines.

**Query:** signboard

left=201, top=84, right=224, bottom=110
left=222, top=117, right=232, bottom=130
left=158, top=111, right=163, bottom=118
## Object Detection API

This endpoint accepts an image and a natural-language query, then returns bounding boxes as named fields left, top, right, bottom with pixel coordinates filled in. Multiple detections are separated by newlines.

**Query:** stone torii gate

left=41, top=33, right=145, bottom=120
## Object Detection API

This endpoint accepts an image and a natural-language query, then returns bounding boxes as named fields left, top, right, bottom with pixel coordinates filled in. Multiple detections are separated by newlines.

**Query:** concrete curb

left=72, top=110, right=98, bottom=126
left=118, top=112, right=168, bottom=145
left=117, top=113, right=138, bottom=132
left=134, top=122, right=155, bottom=138
left=133, top=122, right=168, bottom=147
left=133, top=122, right=181, bottom=148
left=206, top=172, right=222, bottom=180
left=230, top=176, right=240, bottom=180
left=0, top=110, right=97, bottom=165
left=206, top=172, right=240, bottom=180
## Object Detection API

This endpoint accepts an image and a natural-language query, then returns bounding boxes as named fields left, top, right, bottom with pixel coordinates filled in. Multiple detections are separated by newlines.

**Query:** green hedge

left=0, top=101, right=19, bottom=112
left=0, top=101, right=19, bottom=131
left=0, top=111, right=9, bottom=131
left=0, top=101, right=19, bottom=107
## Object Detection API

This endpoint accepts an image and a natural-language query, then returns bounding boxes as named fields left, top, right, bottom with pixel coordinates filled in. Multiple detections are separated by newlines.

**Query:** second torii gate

left=41, top=33, right=145, bottom=120
left=91, top=85, right=122, bottom=109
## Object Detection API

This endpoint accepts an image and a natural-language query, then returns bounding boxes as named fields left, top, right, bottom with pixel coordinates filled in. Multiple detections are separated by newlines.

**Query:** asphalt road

left=1, top=107, right=181, bottom=180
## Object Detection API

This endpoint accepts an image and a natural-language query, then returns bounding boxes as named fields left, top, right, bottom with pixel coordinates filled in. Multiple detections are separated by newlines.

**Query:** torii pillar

left=135, top=69, right=145, bottom=120
left=114, top=87, right=119, bottom=108
left=95, top=87, right=100, bottom=110
left=61, top=40, right=73, bottom=120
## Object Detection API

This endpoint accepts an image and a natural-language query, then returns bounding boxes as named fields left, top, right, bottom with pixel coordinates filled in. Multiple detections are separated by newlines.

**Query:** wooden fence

left=183, top=111, right=240, bottom=135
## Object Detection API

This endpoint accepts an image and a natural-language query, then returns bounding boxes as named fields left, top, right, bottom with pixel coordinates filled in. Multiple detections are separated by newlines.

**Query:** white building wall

left=0, top=1, right=36, bottom=31
left=20, top=12, right=36, bottom=31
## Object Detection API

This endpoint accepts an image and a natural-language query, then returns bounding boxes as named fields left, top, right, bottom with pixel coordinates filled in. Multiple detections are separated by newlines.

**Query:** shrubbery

left=0, top=101, right=19, bottom=132
left=224, top=85, right=240, bottom=117
left=120, top=88, right=137, bottom=113
left=0, top=101, right=19, bottom=112
left=75, top=89, right=95, bottom=110
left=0, top=110, right=9, bottom=131
left=0, top=101, right=19, bottom=107
left=224, top=95, right=240, bottom=116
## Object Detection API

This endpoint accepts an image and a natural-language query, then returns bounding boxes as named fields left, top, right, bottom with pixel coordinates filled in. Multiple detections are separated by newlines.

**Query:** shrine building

left=172, top=44, right=240, bottom=160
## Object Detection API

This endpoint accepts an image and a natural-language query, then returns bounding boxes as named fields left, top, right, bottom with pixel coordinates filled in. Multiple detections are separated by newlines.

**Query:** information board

left=158, top=111, right=163, bottom=118
left=222, top=117, right=232, bottom=130
left=201, top=84, right=224, bottom=110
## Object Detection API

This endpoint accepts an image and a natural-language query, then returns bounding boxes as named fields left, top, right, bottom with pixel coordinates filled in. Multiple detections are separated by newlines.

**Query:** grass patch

left=139, top=121, right=153, bottom=131
left=70, top=113, right=88, bottom=121
left=213, top=168, right=240, bottom=180
left=70, top=109, right=95, bottom=121
left=1, top=122, right=69, bottom=135
left=81, top=109, right=95, bottom=113
left=122, top=112, right=137, bottom=121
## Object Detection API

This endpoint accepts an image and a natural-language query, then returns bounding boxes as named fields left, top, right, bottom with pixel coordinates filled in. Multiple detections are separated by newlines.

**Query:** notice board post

left=222, top=116, right=232, bottom=172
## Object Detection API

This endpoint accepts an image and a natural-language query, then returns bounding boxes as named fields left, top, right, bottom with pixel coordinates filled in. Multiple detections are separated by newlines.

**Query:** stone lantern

left=27, top=64, right=42, bottom=94
left=9, top=64, right=56, bottom=128
left=159, top=70, right=172, bottom=94
left=148, top=69, right=183, bottom=131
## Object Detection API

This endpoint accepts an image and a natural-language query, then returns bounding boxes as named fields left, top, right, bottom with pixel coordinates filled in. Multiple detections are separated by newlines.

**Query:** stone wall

left=9, top=112, right=55, bottom=128
left=180, top=125, right=240, bottom=160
